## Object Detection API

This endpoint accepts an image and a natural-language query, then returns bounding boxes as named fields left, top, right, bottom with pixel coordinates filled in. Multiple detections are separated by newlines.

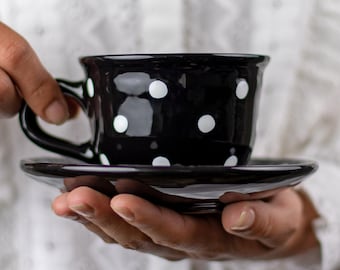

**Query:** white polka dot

left=152, top=156, right=171, bottom=166
left=99, top=153, right=110, bottom=165
left=198, top=114, right=216, bottom=133
left=86, top=78, right=95, bottom=98
left=113, top=115, right=128, bottom=133
left=83, top=148, right=94, bottom=159
left=224, top=155, right=238, bottom=167
left=235, top=79, right=249, bottom=100
left=150, top=141, right=158, bottom=150
left=149, top=80, right=168, bottom=99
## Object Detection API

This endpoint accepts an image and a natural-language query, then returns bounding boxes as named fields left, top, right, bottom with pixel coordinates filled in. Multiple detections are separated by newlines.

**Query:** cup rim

left=80, top=53, right=270, bottom=65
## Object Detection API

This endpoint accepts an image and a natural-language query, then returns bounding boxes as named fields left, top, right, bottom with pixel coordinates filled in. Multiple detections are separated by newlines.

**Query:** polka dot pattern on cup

left=224, top=155, right=238, bottom=167
left=150, top=141, right=158, bottom=150
left=197, top=114, right=216, bottom=133
left=86, top=78, right=95, bottom=98
left=83, top=148, right=94, bottom=159
left=99, top=153, right=110, bottom=165
left=152, top=156, right=171, bottom=166
left=149, top=80, right=168, bottom=99
left=113, top=115, right=128, bottom=133
left=235, top=79, right=249, bottom=100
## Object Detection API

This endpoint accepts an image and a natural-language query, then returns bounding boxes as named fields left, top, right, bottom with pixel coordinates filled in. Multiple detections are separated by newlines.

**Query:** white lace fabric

left=1, top=0, right=340, bottom=269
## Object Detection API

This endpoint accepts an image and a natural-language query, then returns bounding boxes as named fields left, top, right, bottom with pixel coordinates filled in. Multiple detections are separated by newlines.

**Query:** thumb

left=221, top=189, right=303, bottom=248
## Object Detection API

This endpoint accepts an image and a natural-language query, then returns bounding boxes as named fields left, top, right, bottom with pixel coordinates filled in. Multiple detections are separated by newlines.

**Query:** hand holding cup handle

left=19, top=79, right=99, bottom=164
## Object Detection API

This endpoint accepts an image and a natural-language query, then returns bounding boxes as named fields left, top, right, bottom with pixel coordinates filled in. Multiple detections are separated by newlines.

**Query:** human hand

left=52, top=186, right=319, bottom=260
left=0, top=22, right=69, bottom=123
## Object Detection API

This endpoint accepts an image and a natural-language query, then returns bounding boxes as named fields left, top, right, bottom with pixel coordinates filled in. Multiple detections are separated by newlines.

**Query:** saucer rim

left=20, top=157, right=318, bottom=213
left=20, top=157, right=318, bottom=181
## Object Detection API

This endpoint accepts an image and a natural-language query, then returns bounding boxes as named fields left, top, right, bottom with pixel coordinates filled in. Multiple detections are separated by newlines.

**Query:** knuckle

left=26, top=77, right=50, bottom=101
left=260, top=215, right=294, bottom=238
left=94, top=212, right=119, bottom=228
left=0, top=72, right=21, bottom=116
left=253, top=214, right=298, bottom=247
left=250, top=214, right=275, bottom=240
left=0, top=74, right=13, bottom=96
left=121, top=235, right=149, bottom=250
left=258, top=217, right=274, bottom=238
left=2, top=39, right=32, bottom=69
left=153, top=235, right=181, bottom=248
left=121, top=240, right=141, bottom=250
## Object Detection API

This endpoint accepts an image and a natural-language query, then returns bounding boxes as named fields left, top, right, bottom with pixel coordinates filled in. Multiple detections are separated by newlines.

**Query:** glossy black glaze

left=19, top=54, right=269, bottom=166
left=21, top=157, right=317, bottom=214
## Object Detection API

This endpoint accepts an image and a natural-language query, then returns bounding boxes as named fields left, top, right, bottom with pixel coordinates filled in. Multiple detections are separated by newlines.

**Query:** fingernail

left=113, top=206, right=134, bottom=222
left=63, top=214, right=79, bottom=220
left=45, top=100, right=69, bottom=124
left=63, top=214, right=89, bottom=224
left=231, top=208, right=255, bottom=231
left=69, top=204, right=95, bottom=218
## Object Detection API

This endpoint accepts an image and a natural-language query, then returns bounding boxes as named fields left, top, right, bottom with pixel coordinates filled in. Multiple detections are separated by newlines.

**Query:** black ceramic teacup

left=19, top=54, right=269, bottom=166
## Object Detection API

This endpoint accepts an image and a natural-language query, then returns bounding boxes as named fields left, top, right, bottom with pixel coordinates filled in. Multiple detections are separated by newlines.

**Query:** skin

left=52, top=187, right=319, bottom=260
left=0, top=22, right=69, bottom=122
left=0, top=21, right=320, bottom=261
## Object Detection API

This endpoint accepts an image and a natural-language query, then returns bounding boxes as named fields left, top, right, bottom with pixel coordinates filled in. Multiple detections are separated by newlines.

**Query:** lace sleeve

left=259, top=0, right=340, bottom=268
left=302, top=161, right=340, bottom=270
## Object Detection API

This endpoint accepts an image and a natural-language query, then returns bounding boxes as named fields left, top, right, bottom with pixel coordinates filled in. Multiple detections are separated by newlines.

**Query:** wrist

left=283, top=188, right=320, bottom=256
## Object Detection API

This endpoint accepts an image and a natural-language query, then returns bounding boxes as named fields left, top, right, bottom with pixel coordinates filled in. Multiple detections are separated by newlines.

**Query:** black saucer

left=20, top=157, right=318, bottom=214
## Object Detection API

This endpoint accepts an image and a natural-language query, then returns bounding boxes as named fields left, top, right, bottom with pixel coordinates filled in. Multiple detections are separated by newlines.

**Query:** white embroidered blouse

left=1, top=0, right=340, bottom=269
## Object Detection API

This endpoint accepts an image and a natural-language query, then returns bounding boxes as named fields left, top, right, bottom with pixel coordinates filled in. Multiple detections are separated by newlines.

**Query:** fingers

left=68, top=187, right=145, bottom=247
left=0, top=22, right=69, bottom=123
left=66, top=188, right=184, bottom=258
left=111, top=194, right=232, bottom=259
left=53, top=188, right=122, bottom=243
left=221, top=189, right=303, bottom=249
left=0, top=68, right=21, bottom=117
left=52, top=191, right=116, bottom=243
left=52, top=187, right=186, bottom=259
left=53, top=187, right=317, bottom=260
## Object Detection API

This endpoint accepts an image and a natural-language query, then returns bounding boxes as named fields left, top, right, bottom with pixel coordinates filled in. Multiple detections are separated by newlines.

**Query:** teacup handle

left=19, top=79, right=98, bottom=164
